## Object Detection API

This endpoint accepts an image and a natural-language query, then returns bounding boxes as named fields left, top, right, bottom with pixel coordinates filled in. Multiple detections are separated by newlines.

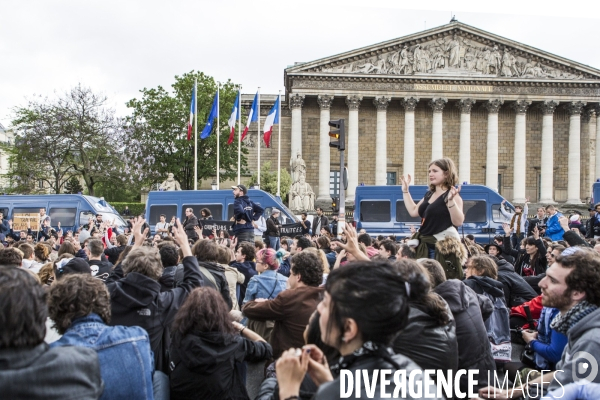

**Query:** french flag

left=187, top=86, right=196, bottom=140
left=227, top=91, right=240, bottom=145
left=242, top=92, right=258, bottom=141
left=262, top=96, right=280, bottom=148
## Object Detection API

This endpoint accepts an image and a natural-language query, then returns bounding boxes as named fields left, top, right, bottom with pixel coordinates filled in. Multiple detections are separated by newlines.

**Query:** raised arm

left=399, top=174, right=423, bottom=218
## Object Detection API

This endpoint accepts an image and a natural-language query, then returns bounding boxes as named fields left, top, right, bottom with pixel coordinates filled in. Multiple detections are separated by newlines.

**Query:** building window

left=330, top=171, right=339, bottom=197
left=38, top=180, right=44, bottom=189
left=386, top=172, right=397, bottom=186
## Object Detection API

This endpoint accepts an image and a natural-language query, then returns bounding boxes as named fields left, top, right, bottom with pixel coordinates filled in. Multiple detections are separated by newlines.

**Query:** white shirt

left=253, top=216, right=267, bottom=236
left=155, top=221, right=169, bottom=236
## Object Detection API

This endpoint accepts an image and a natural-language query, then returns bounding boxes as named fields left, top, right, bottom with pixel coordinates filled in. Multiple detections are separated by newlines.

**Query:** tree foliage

left=64, top=176, right=84, bottom=194
left=5, top=85, right=134, bottom=195
left=125, top=71, right=249, bottom=190
left=250, top=161, right=292, bottom=202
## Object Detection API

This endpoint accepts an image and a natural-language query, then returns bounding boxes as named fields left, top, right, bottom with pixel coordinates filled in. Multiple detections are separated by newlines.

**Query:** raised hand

left=131, top=217, right=149, bottom=248
left=502, top=223, right=513, bottom=236
left=448, top=185, right=461, bottom=201
left=399, top=174, right=412, bottom=192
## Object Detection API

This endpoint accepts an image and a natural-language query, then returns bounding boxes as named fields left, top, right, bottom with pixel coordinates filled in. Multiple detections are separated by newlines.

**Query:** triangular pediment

left=285, top=22, right=600, bottom=82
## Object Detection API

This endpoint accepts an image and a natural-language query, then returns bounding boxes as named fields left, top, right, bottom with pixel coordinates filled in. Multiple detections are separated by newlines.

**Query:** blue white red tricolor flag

left=227, top=91, right=240, bottom=145
left=242, top=92, right=258, bottom=141
left=187, top=86, right=196, bottom=140
left=262, top=96, right=280, bottom=148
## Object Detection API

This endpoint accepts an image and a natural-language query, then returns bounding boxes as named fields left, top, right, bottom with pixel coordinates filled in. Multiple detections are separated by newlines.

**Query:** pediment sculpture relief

left=319, top=34, right=584, bottom=80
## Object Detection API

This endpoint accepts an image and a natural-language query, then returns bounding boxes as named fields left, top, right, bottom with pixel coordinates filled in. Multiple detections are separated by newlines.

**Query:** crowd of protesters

left=1, top=160, right=600, bottom=400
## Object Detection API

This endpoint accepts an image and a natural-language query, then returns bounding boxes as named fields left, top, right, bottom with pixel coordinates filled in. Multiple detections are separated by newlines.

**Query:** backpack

left=483, top=291, right=512, bottom=363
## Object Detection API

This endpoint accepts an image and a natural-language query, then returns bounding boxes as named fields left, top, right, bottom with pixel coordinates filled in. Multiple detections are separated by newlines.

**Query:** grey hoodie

left=549, top=307, right=600, bottom=392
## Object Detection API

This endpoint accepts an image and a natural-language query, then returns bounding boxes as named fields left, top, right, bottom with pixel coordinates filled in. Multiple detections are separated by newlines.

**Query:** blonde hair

left=428, top=157, right=458, bottom=191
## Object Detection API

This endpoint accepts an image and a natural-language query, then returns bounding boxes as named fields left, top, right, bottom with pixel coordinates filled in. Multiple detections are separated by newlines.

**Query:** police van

left=145, top=189, right=296, bottom=233
left=0, top=194, right=127, bottom=233
left=353, top=184, right=514, bottom=243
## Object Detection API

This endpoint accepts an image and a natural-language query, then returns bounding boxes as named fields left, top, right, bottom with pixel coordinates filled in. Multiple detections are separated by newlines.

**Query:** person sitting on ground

left=191, top=239, right=233, bottom=310
left=315, top=236, right=336, bottom=269
left=418, top=257, right=496, bottom=394
left=243, top=251, right=323, bottom=359
left=502, top=223, right=547, bottom=277
left=0, top=267, right=103, bottom=398
left=18, top=243, right=43, bottom=273
left=85, top=239, right=113, bottom=282
left=478, top=247, right=600, bottom=399
left=49, top=274, right=154, bottom=400
left=229, top=242, right=257, bottom=307
left=357, top=233, right=379, bottom=258
left=274, top=260, right=444, bottom=400
left=485, top=242, right=537, bottom=307
left=378, top=239, right=397, bottom=260
left=105, top=217, right=203, bottom=374
left=157, top=242, right=181, bottom=291
left=217, top=246, right=245, bottom=312
left=392, top=259, right=458, bottom=383
left=398, top=243, right=417, bottom=259
left=169, top=287, right=272, bottom=400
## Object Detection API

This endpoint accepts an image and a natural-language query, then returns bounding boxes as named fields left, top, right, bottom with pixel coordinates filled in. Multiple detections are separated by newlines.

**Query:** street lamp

left=211, top=179, right=217, bottom=190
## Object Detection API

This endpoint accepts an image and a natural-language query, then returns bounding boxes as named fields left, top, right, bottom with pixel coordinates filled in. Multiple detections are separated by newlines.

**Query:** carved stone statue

left=290, top=152, right=306, bottom=184
left=159, top=173, right=182, bottom=191
left=448, top=35, right=461, bottom=67
left=290, top=175, right=315, bottom=211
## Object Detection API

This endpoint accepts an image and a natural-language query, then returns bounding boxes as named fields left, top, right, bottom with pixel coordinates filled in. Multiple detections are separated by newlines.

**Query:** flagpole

left=277, top=90, right=281, bottom=197
left=257, top=87, right=261, bottom=188
left=237, top=88, right=241, bottom=184
left=194, top=78, right=198, bottom=190
left=216, top=83, right=220, bottom=190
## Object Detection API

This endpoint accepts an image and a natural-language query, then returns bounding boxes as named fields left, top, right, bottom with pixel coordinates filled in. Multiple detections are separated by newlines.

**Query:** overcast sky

left=2, top=0, right=600, bottom=128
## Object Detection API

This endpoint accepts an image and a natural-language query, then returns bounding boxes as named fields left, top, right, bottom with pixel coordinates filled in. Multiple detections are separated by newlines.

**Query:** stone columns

left=400, top=97, right=419, bottom=179
left=317, top=95, right=333, bottom=201
left=289, top=94, right=305, bottom=161
left=484, top=99, right=503, bottom=191
left=429, top=98, right=448, bottom=160
left=373, top=96, right=391, bottom=185
left=511, top=100, right=531, bottom=203
left=565, top=101, right=586, bottom=204
left=583, top=108, right=597, bottom=192
left=346, top=95, right=362, bottom=202
left=457, top=99, right=476, bottom=184
left=539, top=100, right=558, bottom=204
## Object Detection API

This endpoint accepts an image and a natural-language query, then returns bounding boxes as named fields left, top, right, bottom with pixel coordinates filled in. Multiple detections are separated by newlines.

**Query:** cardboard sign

left=13, top=213, right=40, bottom=231
left=200, top=221, right=234, bottom=238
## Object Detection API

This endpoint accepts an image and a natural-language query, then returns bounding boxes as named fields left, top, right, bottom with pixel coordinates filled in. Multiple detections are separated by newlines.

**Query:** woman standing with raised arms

left=401, top=158, right=465, bottom=260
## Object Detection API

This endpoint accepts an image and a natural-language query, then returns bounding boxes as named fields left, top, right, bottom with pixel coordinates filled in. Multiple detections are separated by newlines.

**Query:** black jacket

left=315, top=353, right=444, bottom=399
left=464, top=275, right=505, bottom=301
left=312, top=215, right=329, bottom=234
left=266, top=216, right=281, bottom=237
left=392, top=301, right=458, bottom=380
left=104, top=244, right=126, bottom=265
left=169, top=331, right=272, bottom=400
left=495, top=258, right=538, bottom=307
left=196, top=261, right=233, bottom=310
left=88, top=259, right=113, bottom=282
left=105, top=255, right=203, bottom=372
left=503, top=235, right=547, bottom=276
left=434, top=280, right=496, bottom=392
left=183, top=215, right=199, bottom=240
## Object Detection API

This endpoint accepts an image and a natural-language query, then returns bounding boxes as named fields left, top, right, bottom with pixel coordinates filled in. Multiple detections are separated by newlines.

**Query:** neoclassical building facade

left=243, top=21, right=600, bottom=205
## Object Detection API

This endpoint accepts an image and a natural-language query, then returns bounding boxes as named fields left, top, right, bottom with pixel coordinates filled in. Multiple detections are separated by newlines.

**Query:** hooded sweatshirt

left=169, top=331, right=272, bottom=400
left=434, top=279, right=496, bottom=392
left=548, top=307, right=600, bottom=392
left=106, top=256, right=203, bottom=372
left=495, top=258, right=538, bottom=307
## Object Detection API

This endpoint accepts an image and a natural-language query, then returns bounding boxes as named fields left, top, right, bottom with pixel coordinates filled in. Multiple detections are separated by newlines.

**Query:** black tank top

left=417, top=190, right=453, bottom=236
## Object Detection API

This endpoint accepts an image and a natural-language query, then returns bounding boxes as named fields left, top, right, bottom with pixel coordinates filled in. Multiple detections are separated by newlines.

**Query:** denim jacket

left=243, top=270, right=288, bottom=303
left=50, top=313, right=154, bottom=400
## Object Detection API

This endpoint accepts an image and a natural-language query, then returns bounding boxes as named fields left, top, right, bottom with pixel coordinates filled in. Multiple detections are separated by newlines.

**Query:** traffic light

left=332, top=196, right=339, bottom=213
left=329, top=119, right=345, bottom=151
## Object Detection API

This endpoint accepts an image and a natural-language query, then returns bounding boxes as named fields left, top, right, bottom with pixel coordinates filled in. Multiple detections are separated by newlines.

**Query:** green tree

left=125, top=71, right=248, bottom=190
left=5, top=85, right=130, bottom=196
left=250, top=162, right=292, bottom=201
left=64, top=176, right=84, bottom=194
